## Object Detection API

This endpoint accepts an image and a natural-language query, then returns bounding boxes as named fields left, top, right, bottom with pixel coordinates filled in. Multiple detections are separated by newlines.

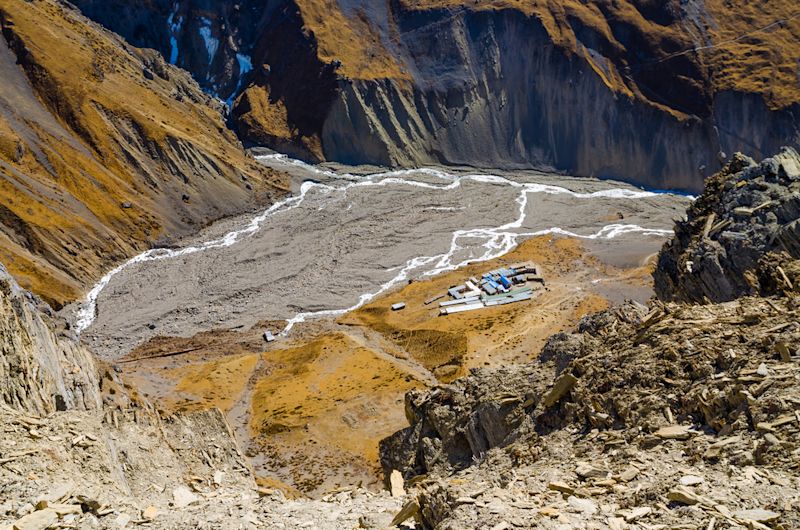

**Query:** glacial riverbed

left=77, top=154, right=692, bottom=359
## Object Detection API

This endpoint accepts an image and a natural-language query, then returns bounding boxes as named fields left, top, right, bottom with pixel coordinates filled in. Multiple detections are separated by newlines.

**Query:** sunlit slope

left=396, top=0, right=800, bottom=112
left=0, top=0, right=288, bottom=307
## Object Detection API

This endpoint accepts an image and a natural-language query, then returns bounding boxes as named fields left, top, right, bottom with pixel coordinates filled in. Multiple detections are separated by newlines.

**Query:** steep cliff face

left=0, top=264, right=101, bottom=415
left=72, top=0, right=800, bottom=191
left=0, top=0, right=288, bottom=308
left=71, top=0, right=345, bottom=160
left=324, top=6, right=799, bottom=191
left=71, top=0, right=266, bottom=103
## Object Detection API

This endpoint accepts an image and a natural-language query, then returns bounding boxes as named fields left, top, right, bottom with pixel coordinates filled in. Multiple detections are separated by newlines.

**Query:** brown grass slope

left=0, top=0, right=288, bottom=307
left=395, top=0, right=800, bottom=114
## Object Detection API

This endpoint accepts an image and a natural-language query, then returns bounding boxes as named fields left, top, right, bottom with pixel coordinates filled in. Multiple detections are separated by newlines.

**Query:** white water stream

left=75, top=154, right=680, bottom=336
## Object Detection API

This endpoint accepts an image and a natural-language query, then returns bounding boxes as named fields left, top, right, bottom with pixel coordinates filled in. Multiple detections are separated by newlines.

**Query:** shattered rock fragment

left=10, top=509, right=58, bottom=530
left=115, top=512, right=131, bottom=528
left=547, top=482, right=575, bottom=495
left=733, top=508, right=780, bottom=523
left=142, top=506, right=158, bottom=520
left=618, top=506, right=652, bottom=522
left=618, top=466, right=639, bottom=483
left=390, top=499, right=420, bottom=526
left=679, top=475, right=704, bottom=486
left=667, top=486, right=704, bottom=505
left=172, top=486, right=199, bottom=509
left=575, top=463, right=607, bottom=479
left=654, top=425, right=693, bottom=440
left=542, top=373, right=578, bottom=408
left=538, top=507, right=560, bottom=518
left=389, top=470, right=405, bottom=498
left=566, top=496, right=597, bottom=515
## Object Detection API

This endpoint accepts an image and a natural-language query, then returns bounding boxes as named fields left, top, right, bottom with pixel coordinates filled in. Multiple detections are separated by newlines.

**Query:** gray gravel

left=80, top=156, right=691, bottom=359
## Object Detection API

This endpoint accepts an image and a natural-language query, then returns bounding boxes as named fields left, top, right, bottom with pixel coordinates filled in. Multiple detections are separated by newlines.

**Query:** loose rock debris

left=2, top=150, right=800, bottom=529
left=379, top=150, right=800, bottom=529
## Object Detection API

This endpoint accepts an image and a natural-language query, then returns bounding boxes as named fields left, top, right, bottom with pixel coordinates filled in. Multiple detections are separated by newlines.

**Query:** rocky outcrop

left=71, top=0, right=341, bottom=160
left=380, top=152, right=800, bottom=528
left=0, top=0, right=288, bottom=307
left=0, top=265, right=101, bottom=415
left=380, top=365, right=545, bottom=479
left=384, top=293, right=800, bottom=528
left=71, top=0, right=269, bottom=103
left=654, top=147, right=800, bottom=303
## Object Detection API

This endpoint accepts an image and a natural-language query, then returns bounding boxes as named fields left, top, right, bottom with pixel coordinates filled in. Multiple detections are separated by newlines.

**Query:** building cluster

left=424, top=262, right=544, bottom=315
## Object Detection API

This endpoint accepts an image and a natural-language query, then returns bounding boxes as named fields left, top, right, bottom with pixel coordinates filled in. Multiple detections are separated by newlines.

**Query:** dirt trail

left=340, top=325, right=440, bottom=387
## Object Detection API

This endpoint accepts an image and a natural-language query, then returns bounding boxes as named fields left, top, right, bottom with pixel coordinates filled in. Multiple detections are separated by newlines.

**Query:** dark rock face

left=73, top=0, right=340, bottom=159
left=229, top=1, right=341, bottom=159
left=379, top=365, right=544, bottom=481
left=69, top=0, right=339, bottom=110
left=71, top=1, right=800, bottom=191
left=654, top=147, right=800, bottom=303
left=323, top=10, right=798, bottom=192
left=71, top=0, right=264, bottom=101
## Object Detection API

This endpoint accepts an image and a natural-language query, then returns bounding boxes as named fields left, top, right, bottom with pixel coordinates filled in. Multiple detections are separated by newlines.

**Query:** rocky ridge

left=655, top=148, right=800, bottom=303
left=72, top=0, right=800, bottom=190
left=380, top=151, right=800, bottom=529
left=0, top=264, right=101, bottom=416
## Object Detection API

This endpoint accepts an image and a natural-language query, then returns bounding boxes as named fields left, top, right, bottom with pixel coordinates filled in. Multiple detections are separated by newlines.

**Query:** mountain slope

left=0, top=0, right=288, bottom=308
left=72, top=0, right=800, bottom=190
left=0, top=260, right=401, bottom=530
left=380, top=149, right=800, bottom=528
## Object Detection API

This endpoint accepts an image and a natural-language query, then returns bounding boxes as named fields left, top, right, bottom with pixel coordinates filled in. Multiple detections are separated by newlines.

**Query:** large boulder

left=379, top=365, right=545, bottom=481
left=654, top=147, right=800, bottom=303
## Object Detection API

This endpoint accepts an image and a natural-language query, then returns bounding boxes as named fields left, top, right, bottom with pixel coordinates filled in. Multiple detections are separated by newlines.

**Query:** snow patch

left=166, top=4, right=182, bottom=64
left=198, top=18, right=218, bottom=65
left=236, top=53, right=252, bottom=75
left=226, top=53, right=253, bottom=106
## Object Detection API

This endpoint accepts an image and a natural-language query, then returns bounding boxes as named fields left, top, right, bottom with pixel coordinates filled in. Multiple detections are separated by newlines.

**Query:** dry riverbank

left=120, top=234, right=663, bottom=495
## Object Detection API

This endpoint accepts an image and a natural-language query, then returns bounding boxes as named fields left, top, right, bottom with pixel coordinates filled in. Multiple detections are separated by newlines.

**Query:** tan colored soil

left=120, top=235, right=656, bottom=495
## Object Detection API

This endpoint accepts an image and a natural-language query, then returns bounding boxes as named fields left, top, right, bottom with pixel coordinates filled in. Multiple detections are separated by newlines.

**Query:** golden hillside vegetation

left=0, top=0, right=288, bottom=307
left=294, top=0, right=409, bottom=81
left=309, top=0, right=799, bottom=111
